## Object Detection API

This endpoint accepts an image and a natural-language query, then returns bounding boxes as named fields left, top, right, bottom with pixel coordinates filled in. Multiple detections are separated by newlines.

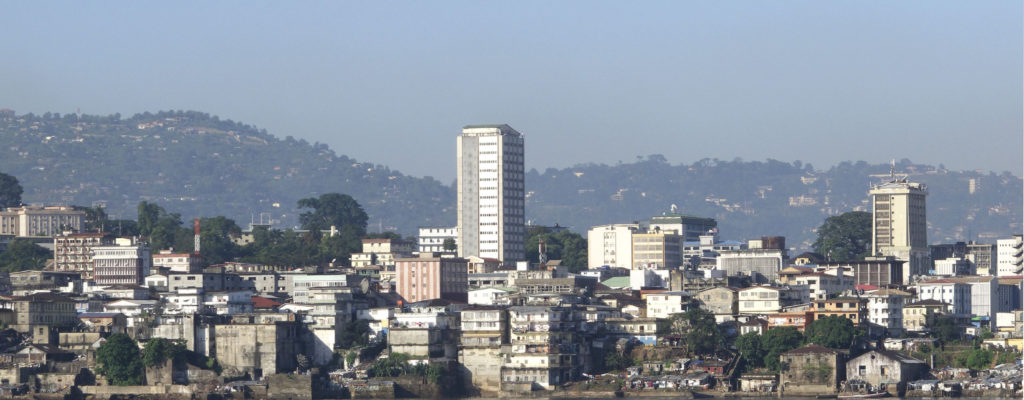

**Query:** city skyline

left=0, top=1, right=1020, bottom=182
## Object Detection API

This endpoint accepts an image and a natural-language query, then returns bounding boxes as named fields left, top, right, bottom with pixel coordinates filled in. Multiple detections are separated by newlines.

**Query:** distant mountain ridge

left=0, top=110, right=1019, bottom=251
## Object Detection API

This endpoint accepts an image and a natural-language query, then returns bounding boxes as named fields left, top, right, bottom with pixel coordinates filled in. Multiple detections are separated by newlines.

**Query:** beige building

left=779, top=344, right=841, bottom=395
left=0, top=206, right=85, bottom=237
left=152, top=250, right=200, bottom=273
left=902, top=299, right=947, bottom=332
left=53, top=232, right=113, bottom=280
left=349, top=238, right=414, bottom=267
left=869, top=177, right=929, bottom=282
left=395, top=254, right=468, bottom=303
left=458, top=306, right=508, bottom=392
left=631, top=231, right=682, bottom=270
left=695, top=287, right=737, bottom=316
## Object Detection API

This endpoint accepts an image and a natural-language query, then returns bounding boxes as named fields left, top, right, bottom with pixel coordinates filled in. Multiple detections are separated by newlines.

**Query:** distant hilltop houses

left=0, top=124, right=1018, bottom=398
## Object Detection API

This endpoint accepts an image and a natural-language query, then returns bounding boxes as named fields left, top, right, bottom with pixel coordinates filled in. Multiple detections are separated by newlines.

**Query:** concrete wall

left=458, top=346, right=502, bottom=393
left=214, top=322, right=298, bottom=379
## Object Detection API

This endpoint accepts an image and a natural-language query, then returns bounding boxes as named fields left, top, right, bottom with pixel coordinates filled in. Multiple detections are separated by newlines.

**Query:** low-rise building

left=864, top=289, right=911, bottom=336
left=779, top=344, right=841, bottom=395
left=645, top=291, right=692, bottom=319
left=810, top=297, right=867, bottom=325
left=695, top=287, right=737, bottom=316
left=738, top=286, right=802, bottom=315
left=902, top=299, right=947, bottom=332
left=845, top=350, right=927, bottom=393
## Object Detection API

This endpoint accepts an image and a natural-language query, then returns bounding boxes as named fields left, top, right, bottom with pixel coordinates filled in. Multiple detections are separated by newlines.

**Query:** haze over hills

left=0, top=110, right=1019, bottom=251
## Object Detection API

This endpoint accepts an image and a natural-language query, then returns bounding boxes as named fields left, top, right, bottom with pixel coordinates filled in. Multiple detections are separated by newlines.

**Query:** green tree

left=735, top=332, right=765, bottom=369
left=525, top=226, right=588, bottom=272
left=142, top=338, right=186, bottom=367
left=762, top=327, right=803, bottom=371
left=604, top=352, right=633, bottom=372
left=812, top=211, right=872, bottom=261
left=805, top=315, right=860, bottom=349
left=95, top=333, right=143, bottom=385
left=666, top=308, right=724, bottom=356
left=442, top=238, right=457, bottom=252
left=930, top=315, right=960, bottom=343
left=73, top=205, right=108, bottom=232
left=959, top=348, right=994, bottom=370
left=0, top=172, right=23, bottom=208
left=297, top=193, right=368, bottom=234
left=0, top=239, right=52, bottom=272
left=137, top=201, right=185, bottom=251
left=337, top=320, right=370, bottom=349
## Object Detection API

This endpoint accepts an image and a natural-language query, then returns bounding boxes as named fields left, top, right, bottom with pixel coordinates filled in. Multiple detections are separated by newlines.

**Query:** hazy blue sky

left=2, top=1, right=1021, bottom=182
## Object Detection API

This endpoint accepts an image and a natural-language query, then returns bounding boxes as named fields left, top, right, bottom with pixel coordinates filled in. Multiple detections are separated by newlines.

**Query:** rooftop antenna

left=193, top=218, right=201, bottom=260
left=890, top=159, right=896, bottom=182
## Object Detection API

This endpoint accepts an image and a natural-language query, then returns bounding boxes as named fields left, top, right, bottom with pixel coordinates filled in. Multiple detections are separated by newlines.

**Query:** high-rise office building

left=457, top=124, right=525, bottom=264
left=869, top=171, right=929, bottom=283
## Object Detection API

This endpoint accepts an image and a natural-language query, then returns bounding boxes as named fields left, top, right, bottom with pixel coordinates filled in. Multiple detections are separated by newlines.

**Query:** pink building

left=395, top=254, right=468, bottom=303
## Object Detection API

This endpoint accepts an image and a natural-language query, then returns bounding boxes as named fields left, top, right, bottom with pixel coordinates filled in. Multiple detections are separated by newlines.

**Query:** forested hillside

left=0, top=110, right=1019, bottom=250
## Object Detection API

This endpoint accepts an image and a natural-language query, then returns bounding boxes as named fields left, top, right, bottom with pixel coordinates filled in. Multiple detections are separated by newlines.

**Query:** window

left=859, top=366, right=866, bottom=376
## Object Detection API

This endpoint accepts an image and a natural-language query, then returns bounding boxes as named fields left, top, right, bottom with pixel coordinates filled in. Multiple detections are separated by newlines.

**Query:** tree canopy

left=804, top=315, right=861, bottom=349
left=762, top=327, right=804, bottom=371
left=297, top=193, right=368, bottom=234
left=525, top=226, right=588, bottom=272
left=95, top=333, right=143, bottom=385
left=142, top=338, right=186, bottom=367
left=0, top=239, right=52, bottom=272
left=812, top=211, right=872, bottom=261
left=663, top=308, right=724, bottom=356
left=0, top=172, right=22, bottom=208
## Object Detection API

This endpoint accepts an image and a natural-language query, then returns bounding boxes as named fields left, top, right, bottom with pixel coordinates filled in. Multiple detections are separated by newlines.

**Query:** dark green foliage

left=735, top=332, right=765, bottom=369
left=604, top=352, right=633, bottom=372
left=0, top=172, right=22, bottom=208
left=95, top=333, right=143, bottom=385
left=805, top=315, right=860, bottom=349
left=812, top=211, right=872, bottom=261
left=368, top=353, right=444, bottom=384
left=930, top=315, right=960, bottom=343
left=142, top=338, right=186, bottom=367
left=298, top=193, right=368, bottom=234
left=73, top=205, right=108, bottom=232
left=957, top=348, right=994, bottom=370
left=525, top=226, right=588, bottom=272
left=762, top=327, right=803, bottom=371
left=138, top=201, right=184, bottom=251
left=666, top=308, right=724, bottom=356
left=0, top=239, right=52, bottom=272
left=442, top=238, right=456, bottom=252
left=337, top=320, right=370, bottom=350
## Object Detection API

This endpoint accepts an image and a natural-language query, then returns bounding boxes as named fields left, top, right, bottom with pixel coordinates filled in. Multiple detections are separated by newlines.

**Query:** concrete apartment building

left=503, top=306, right=581, bottom=390
left=631, top=231, right=682, bottom=270
left=53, top=232, right=113, bottom=280
left=418, top=226, right=458, bottom=254
left=395, top=254, right=469, bottom=303
left=458, top=306, right=508, bottom=392
left=92, top=238, right=151, bottom=285
left=587, top=223, right=639, bottom=269
left=152, top=250, right=201, bottom=273
left=648, top=214, right=717, bottom=242
left=869, top=177, right=930, bottom=282
left=0, top=206, right=85, bottom=237
left=996, top=235, right=1023, bottom=276
left=457, top=124, right=525, bottom=265
left=716, top=248, right=785, bottom=283
left=350, top=238, right=414, bottom=268
left=864, top=289, right=911, bottom=336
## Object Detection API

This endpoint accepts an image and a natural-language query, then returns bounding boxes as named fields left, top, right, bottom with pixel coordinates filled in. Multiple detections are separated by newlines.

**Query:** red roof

left=251, top=296, right=282, bottom=309
left=855, top=284, right=879, bottom=291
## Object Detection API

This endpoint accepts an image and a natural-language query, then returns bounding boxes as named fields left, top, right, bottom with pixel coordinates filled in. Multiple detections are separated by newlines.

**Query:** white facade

left=457, top=125, right=525, bottom=264
left=996, top=235, right=1023, bottom=277
left=915, top=281, right=970, bottom=316
left=468, top=287, right=513, bottom=305
left=587, top=224, right=639, bottom=269
left=789, top=273, right=854, bottom=300
left=93, top=238, right=152, bottom=285
left=0, top=206, right=85, bottom=237
left=864, top=289, right=910, bottom=335
left=417, top=226, right=458, bottom=253
left=645, top=291, right=691, bottom=319
left=933, top=257, right=974, bottom=276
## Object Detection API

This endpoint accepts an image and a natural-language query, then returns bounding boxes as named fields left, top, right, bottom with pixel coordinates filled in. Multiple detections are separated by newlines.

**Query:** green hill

left=0, top=110, right=1019, bottom=250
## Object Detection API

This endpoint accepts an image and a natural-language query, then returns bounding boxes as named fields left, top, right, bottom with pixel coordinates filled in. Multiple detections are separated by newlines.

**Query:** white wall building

left=645, top=291, right=692, bottom=318
left=587, top=223, right=639, bottom=269
left=93, top=238, right=152, bottom=285
left=933, top=257, right=974, bottom=276
left=716, top=249, right=785, bottom=283
left=915, top=280, right=970, bottom=316
left=457, top=124, right=525, bottom=264
left=864, top=289, right=911, bottom=335
left=418, top=226, right=458, bottom=254
left=996, top=235, right=1023, bottom=277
